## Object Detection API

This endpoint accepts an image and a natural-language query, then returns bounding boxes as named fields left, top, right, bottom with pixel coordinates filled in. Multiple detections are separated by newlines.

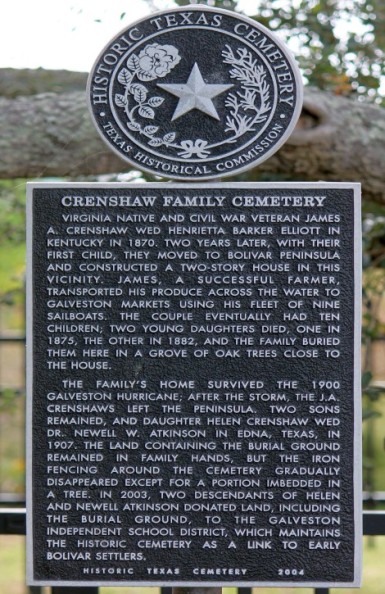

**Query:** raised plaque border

left=87, top=5, right=303, bottom=180
left=26, top=181, right=361, bottom=587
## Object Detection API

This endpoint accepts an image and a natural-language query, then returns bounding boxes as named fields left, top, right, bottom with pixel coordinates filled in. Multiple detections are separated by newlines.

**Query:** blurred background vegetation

left=2, top=0, right=385, bottom=593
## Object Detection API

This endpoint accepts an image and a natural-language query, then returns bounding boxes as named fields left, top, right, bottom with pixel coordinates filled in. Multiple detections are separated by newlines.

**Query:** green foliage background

left=175, top=0, right=385, bottom=102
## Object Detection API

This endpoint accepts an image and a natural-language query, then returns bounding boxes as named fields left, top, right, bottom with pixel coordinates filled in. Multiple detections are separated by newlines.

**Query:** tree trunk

left=1, top=68, right=384, bottom=203
left=0, top=92, right=125, bottom=179
left=0, top=68, right=87, bottom=98
left=256, top=88, right=385, bottom=206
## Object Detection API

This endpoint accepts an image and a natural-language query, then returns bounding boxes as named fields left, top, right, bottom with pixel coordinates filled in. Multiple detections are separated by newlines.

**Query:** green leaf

left=362, top=409, right=382, bottom=420
left=364, top=386, right=385, bottom=400
left=362, top=370, right=373, bottom=389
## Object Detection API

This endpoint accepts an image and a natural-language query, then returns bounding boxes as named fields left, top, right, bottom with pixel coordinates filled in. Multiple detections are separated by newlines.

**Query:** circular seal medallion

left=87, top=6, right=303, bottom=180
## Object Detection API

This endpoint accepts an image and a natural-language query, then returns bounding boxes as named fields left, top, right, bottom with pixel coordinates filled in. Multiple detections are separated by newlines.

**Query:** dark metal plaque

left=87, top=6, right=302, bottom=180
left=27, top=182, right=361, bottom=587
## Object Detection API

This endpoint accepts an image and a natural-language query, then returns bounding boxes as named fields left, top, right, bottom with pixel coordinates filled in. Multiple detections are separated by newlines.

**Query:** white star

left=157, top=63, right=233, bottom=121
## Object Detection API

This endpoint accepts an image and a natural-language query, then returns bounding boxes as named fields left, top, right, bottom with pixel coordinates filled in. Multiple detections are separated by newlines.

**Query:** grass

left=0, top=398, right=25, bottom=493
left=363, top=396, right=385, bottom=492
left=0, top=536, right=384, bottom=594
left=0, top=536, right=25, bottom=594
left=0, top=244, right=25, bottom=296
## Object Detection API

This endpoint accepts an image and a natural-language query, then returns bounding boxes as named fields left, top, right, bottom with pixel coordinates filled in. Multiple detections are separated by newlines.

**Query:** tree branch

left=0, top=91, right=126, bottom=178
left=0, top=68, right=87, bottom=98
left=253, top=88, right=385, bottom=205
left=1, top=69, right=384, bottom=203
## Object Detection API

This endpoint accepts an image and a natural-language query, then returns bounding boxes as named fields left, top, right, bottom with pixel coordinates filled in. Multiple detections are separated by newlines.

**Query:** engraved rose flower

left=178, top=139, right=210, bottom=159
left=115, top=43, right=181, bottom=138
left=136, top=43, right=181, bottom=81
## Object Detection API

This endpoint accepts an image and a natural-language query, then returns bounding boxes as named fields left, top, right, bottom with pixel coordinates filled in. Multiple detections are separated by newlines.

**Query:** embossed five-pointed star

left=157, top=63, right=233, bottom=121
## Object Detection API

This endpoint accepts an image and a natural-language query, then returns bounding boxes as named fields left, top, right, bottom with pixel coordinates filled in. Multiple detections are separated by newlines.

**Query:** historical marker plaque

left=27, top=182, right=361, bottom=587
left=87, top=5, right=302, bottom=180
